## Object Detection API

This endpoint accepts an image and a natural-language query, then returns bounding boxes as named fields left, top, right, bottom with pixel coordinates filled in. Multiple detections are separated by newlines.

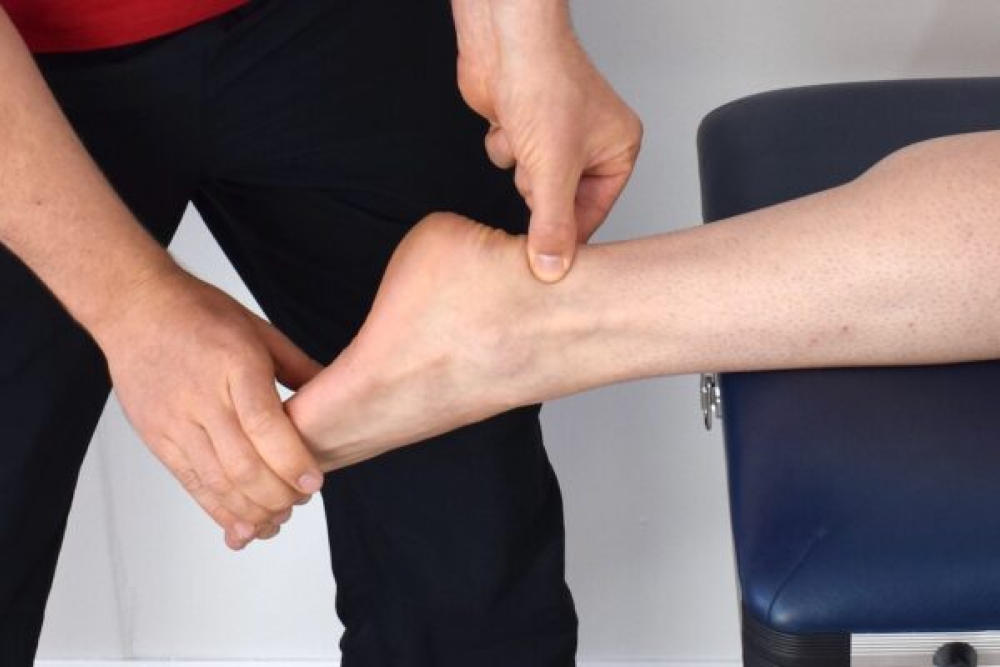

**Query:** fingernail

left=532, top=253, right=568, bottom=282
left=235, top=521, right=256, bottom=541
left=298, top=472, right=323, bottom=494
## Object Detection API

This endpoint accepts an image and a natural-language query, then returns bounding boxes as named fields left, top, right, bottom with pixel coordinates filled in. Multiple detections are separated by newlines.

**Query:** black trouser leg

left=7, top=1, right=580, bottom=662
left=0, top=243, right=113, bottom=663
left=0, top=33, right=204, bottom=664
left=192, top=0, right=578, bottom=663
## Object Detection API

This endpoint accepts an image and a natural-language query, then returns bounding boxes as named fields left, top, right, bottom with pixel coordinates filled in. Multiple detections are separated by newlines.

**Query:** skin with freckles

left=287, top=131, right=1000, bottom=472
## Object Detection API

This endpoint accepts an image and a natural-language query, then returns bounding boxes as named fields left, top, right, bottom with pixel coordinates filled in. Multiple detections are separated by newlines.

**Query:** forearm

left=451, top=0, right=573, bottom=64
left=545, top=131, right=1000, bottom=393
left=450, top=0, right=582, bottom=116
left=0, top=10, right=179, bottom=343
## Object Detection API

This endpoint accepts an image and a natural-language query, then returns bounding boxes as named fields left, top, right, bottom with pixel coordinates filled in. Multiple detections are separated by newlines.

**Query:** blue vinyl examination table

left=697, top=78, right=1000, bottom=667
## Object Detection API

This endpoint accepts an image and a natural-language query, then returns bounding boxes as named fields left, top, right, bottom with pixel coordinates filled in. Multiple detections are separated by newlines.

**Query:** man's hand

left=92, top=267, right=325, bottom=550
left=0, top=7, right=315, bottom=548
left=452, top=0, right=642, bottom=282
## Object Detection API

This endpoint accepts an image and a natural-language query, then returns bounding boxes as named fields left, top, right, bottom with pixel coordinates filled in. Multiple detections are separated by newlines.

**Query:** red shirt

left=2, top=0, right=248, bottom=53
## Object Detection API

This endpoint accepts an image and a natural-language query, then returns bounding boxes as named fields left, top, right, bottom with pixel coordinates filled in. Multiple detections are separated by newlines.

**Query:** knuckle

left=146, top=434, right=173, bottom=458
left=151, top=435, right=186, bottom=467
left=260, top=491, right=296, bottom=514
left=258, top=523, right=281, bottom=540
left=629, top=110, right=644, bottom=140
left=231, top=500, right=268, bottom=526
left=195, top=494, right=236, bottom=532
left=218, top=338, right=252, bottom=362
left=228, top=456, right=260, bottom=486
left=240, top=406, right=277, bottom=437
left=275, top=496, right=297, bottom=513
left=257, top=499, right=282, bottom=514
left=622, top=114, right=644, bottom=161
left=201, top=470, right=233, bottom=496
left=246, top=508, right=273, bottom=526
left=268, top=459, right=304, bottom=487
left=176, top=467, right=203, bottom=494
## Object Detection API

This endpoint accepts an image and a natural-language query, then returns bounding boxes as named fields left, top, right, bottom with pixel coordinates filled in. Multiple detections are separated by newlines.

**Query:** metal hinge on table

left=700, top=373, right=723, bottom=431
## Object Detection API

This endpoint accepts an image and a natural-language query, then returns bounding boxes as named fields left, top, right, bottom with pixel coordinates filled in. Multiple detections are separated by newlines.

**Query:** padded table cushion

left=697, top=78, right=1000, bottom=635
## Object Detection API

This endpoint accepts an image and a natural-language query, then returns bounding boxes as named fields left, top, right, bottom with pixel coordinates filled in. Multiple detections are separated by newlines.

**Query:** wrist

left=490, top=0, right=574, bottom=50
left=85, top=254, right=189, bottom=352
left=452, top=0, right=577, bottom=77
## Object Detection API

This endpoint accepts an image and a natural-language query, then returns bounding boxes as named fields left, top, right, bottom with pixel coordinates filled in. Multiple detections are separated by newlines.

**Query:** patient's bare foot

left=285, top=212, right=566, bottom=471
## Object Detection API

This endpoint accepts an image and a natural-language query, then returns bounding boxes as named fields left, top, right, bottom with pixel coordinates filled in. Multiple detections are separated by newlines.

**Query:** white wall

left=37, top=1, right=1000, bottom=663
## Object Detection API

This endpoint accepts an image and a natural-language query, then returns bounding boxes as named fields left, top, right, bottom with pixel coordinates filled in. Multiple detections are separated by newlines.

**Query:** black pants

left=2, top=0, right=577, bottom=663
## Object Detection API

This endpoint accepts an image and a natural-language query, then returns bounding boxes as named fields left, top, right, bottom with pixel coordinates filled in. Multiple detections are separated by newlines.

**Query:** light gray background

left=36, top=0, right=1000, bottom=663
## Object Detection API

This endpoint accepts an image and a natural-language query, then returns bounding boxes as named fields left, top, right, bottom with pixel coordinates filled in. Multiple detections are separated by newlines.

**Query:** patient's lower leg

left=287, top=133, right=1000, bottom=470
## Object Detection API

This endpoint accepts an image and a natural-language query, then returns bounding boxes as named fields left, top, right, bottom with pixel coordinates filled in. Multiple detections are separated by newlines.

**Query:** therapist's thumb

left=525, top=165, right=581, bottom=283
